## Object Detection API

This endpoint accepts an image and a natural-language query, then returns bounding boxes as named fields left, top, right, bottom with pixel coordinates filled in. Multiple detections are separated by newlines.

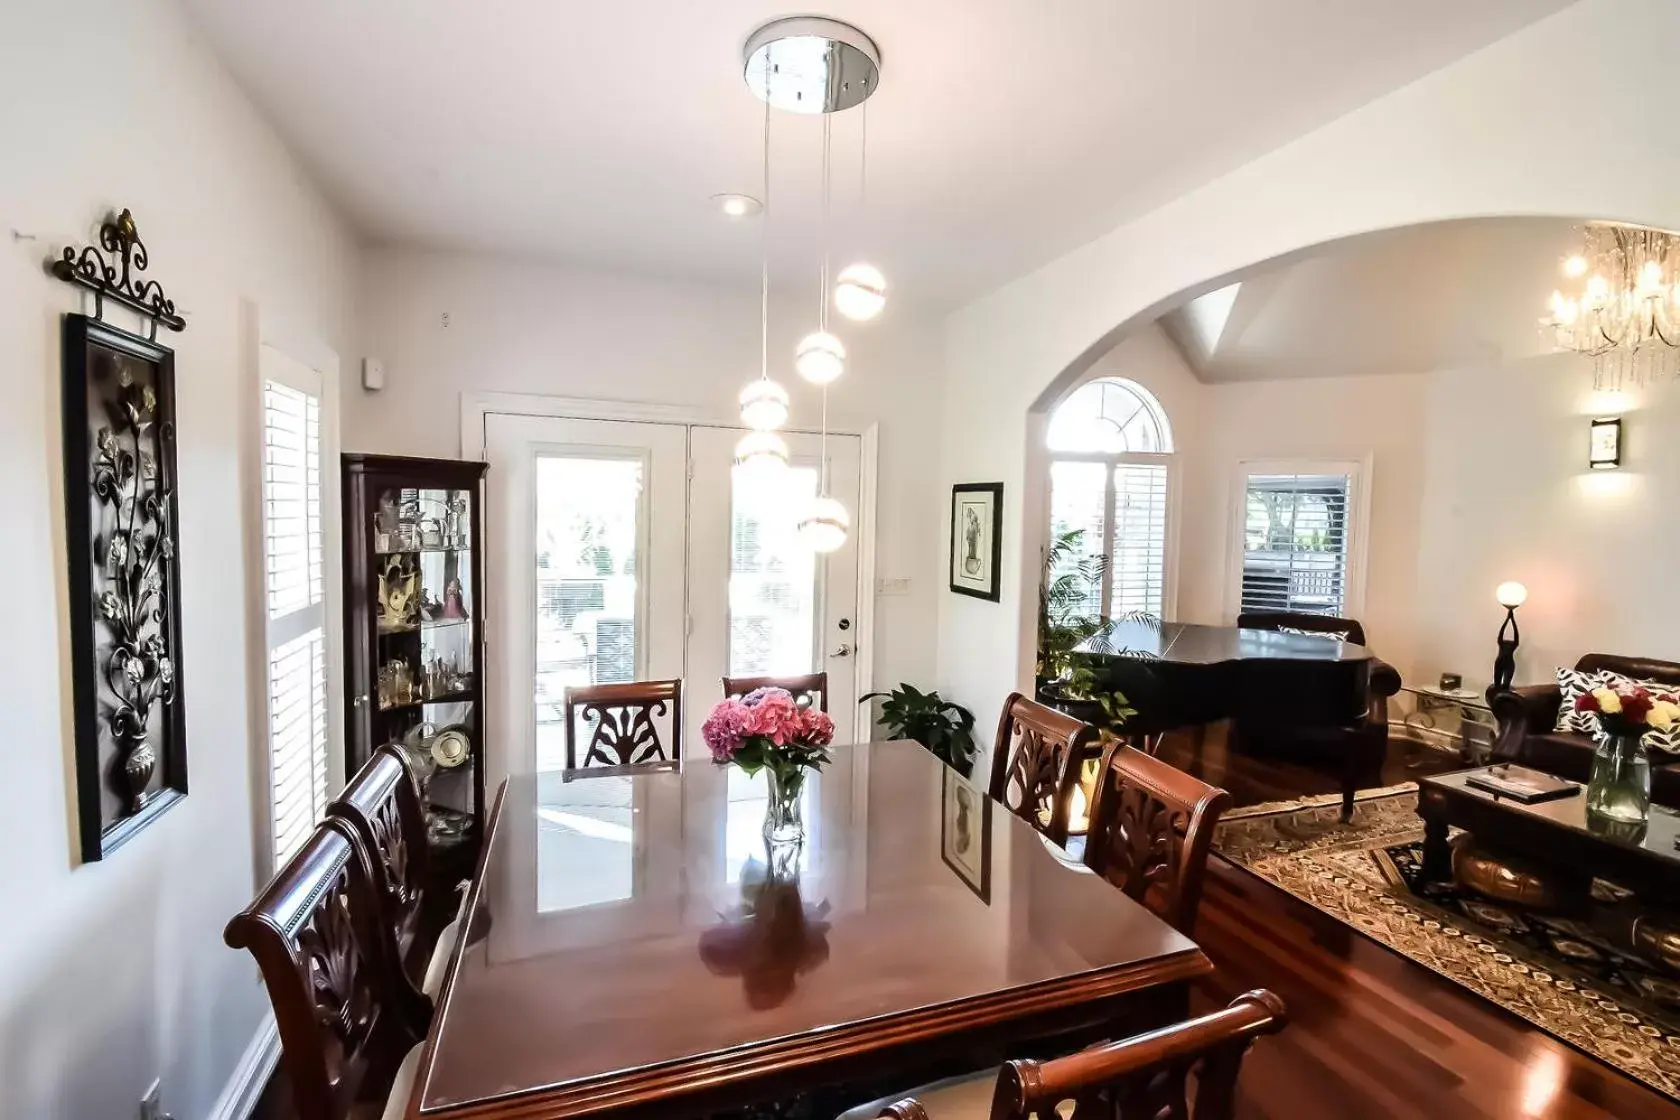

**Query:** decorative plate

left=431, top=724, right=471, bottom=769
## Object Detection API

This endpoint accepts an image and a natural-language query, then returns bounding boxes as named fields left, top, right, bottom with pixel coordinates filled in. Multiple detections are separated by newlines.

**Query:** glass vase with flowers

left=1574, top=683, right=1680, bottom=825
left=703, top=688, right=835, bottom=844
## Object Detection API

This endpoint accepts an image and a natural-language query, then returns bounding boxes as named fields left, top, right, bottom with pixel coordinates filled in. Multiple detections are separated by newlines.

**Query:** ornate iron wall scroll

left=53, top=209, right=188, bottom=861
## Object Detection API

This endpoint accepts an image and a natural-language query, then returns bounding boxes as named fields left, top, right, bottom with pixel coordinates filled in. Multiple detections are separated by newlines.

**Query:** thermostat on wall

left=362, top=357, right=385, bottom=391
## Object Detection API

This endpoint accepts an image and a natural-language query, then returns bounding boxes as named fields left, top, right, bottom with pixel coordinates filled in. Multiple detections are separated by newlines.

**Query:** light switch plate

left=875, top=577, right=911, bottom=597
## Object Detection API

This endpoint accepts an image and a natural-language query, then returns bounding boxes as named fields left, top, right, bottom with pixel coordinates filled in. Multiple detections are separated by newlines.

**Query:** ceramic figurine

left=442, top=577, right=467, bottom=620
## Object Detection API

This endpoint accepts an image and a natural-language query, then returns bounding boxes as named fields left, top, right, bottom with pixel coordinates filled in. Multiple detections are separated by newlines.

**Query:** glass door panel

left=728, top=463, right=820, bottom=676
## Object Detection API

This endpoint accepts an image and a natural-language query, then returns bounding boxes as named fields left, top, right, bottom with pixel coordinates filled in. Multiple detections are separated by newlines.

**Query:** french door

left=484, top=413, right=861, bottom=780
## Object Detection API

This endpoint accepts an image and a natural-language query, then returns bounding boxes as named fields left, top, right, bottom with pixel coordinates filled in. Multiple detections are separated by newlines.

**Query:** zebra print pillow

left=1278, top=625, right=1351, bottom=642
left=1553, top=666, right=1603, bottom=735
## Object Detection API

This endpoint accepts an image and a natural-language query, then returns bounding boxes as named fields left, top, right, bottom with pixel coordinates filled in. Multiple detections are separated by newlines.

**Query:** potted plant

left=862, top=684, right=976, bottom=775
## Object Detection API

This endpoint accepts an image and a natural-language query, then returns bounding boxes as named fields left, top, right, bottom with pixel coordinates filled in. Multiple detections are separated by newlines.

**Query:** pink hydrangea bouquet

left=703, top=687, right=834, bottom=841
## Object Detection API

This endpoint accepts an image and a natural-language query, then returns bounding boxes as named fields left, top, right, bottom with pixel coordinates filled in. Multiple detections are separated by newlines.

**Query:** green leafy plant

left=1037, top=528, right=1107, bottom=683
left=863, top=684, right=977, bottom=775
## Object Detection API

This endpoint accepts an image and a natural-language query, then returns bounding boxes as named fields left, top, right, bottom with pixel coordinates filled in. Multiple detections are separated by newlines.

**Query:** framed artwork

left=51, top=211, right=190, bottom=861
left=949, top=482, right=1002, bottom=601
left=941, top=768, right=993, bottom=903
left=62, top=314, right=189, bottom=860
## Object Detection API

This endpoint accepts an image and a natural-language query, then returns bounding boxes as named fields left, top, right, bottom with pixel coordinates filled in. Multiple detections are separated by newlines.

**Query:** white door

left=485, top=412, right=864, bottom=781
left=484, top=415, right=689, bottom=778
left=686, top=427, right=862, bottom=749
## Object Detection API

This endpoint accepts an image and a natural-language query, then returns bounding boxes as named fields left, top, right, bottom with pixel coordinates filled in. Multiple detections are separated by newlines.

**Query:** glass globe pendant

left=738, top=378, right=789, bottom=431
left=797, top=494, right=850, bottom=552
left=834, top=262, right=887, bottom=321
left=795, top=331, right=845, bottom=384
left=734, top=430, right=789, bottom=478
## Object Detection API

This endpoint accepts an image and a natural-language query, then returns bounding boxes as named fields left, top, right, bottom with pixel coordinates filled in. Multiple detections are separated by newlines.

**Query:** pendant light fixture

left=834, top=101, right=888, bottom=322
left=734, top=56, right=789, bottom=472
left=796, top=109, right=846, bottom=385
left=742, top=16, right=880, bottom=553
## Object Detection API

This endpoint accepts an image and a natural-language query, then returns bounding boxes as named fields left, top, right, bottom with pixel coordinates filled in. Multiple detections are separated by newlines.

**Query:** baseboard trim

left=207, top=1013, right=280, bottom=1120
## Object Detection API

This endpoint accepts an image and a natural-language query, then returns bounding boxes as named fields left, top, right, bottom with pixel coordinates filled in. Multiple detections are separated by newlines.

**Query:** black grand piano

left=1074, top=619, right=1397, bottom=820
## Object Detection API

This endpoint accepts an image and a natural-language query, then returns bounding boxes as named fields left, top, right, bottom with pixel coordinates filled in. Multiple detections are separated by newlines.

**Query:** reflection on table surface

left=419, top=739, right=1199, bottom=1112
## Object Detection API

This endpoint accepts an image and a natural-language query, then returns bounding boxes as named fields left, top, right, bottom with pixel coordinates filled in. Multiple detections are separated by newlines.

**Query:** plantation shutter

left=261, top=368, right=328, bottom=870
left=1238, top=471, right=1352, bottom=616
left=1110, top=463, right=1167, bottom=617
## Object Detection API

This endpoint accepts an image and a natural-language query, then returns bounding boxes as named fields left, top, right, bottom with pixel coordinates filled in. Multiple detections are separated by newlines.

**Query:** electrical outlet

left=139, top=1080, right=161, bottom=1120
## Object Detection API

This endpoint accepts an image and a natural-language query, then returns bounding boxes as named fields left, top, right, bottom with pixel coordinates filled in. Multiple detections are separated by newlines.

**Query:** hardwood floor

left=253, top=728, right=1680, bottom=1118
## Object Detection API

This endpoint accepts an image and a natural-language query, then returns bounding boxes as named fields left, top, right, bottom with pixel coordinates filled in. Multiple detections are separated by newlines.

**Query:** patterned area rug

left=1214, top=787, right=1680, bottom=1101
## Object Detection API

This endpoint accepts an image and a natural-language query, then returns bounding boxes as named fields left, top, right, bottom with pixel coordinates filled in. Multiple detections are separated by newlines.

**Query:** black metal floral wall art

left=52, top=209, right=188, bottom=861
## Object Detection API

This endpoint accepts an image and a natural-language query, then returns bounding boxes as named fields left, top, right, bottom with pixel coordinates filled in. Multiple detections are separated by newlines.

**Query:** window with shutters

left=1045, top=378, right=1174, bottom=619
left=260, top=354, right=331, bottom=871
left=1233, top=462, right=1365, bottom=618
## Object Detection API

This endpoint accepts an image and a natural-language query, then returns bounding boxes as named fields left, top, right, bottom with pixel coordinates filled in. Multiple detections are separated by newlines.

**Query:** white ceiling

left=1157, top=218, right=1586, bottom=382
left=181, top=0, right=1573, bottom=312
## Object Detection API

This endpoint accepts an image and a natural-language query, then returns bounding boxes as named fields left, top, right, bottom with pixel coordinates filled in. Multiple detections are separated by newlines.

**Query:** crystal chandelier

left=1545, top=223, right=1680, bottom=386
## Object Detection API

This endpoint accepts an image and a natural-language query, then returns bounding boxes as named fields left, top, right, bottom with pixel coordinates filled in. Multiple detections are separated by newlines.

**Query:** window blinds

left=1110, top=463, right=1167, bottom=617
left=262, top=377, right=328, bottom=869
left=1238, top=471, right=1351, bottom=616
left=1046, top=459, right=1168, bottom=621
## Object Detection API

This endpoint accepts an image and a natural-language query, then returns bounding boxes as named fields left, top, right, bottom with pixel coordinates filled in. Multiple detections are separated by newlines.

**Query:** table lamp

left=1491, top=581, right=1527, bottom=694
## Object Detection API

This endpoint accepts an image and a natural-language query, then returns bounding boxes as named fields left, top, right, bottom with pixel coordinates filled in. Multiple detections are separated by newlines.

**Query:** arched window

left=1045, top=378, right=1174, bottom=620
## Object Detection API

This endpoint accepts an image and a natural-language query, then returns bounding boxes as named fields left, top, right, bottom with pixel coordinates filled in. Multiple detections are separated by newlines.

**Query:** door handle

left=830, top=643, right=852, bottom=658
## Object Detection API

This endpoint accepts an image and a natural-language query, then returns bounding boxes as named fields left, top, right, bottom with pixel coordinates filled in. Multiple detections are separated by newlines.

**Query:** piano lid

left=1074, top=619, right=1371, bottom=665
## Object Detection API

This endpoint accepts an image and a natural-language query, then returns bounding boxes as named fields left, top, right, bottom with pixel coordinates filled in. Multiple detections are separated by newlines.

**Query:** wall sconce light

left=1589, top=416, right=1623, bottom=470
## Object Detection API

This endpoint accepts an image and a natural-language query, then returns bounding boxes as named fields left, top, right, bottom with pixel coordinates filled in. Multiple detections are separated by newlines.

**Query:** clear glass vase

left=1586, top=731, right=1651, bottom=825
left=762, top=765, right=806, bottom=845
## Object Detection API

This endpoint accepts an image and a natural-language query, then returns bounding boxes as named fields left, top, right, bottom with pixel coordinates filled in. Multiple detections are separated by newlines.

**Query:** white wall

left=347, top=247, right=946, bottom=699
left=937, top=0, right=1680, bottom=728
left=1415, top=355, right=1679, bottom=688
left=0, top=3, right=355, bottom=1118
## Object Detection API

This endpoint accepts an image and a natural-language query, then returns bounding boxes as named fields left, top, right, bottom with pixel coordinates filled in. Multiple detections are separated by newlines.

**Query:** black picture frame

left=948, top=482, right=1003, bottom=602
left=941, top=768, right=993, bottom=903
left=62, top=313, right=189, bottom=861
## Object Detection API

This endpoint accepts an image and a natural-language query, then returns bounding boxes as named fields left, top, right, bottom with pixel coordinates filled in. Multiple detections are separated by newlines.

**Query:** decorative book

left=1466, top=765, right=1581, bottom=804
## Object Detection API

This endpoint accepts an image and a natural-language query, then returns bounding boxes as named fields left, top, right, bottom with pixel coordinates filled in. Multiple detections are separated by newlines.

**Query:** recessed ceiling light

left=712, top=193, right=762, bottom=219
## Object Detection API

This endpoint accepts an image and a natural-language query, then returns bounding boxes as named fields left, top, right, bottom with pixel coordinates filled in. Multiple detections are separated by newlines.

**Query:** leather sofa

left=1490, top=653, right=1680, bottom=807
left=1233, top=611, right=1403, bottom=820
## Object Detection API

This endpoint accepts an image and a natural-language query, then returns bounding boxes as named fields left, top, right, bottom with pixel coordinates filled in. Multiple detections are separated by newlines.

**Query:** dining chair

left=564, top=678, right=684, bottom=772
left=1082, top=741, right=1232, bottom=936
left=224, top=818, right=428, bottom=1120
left=723, top=671, right=829, bottom=712
left=329, top=744, right=463, bottom=1000
left=845, top=990, right=1287, bottom=1120
left=988, top=692, right=1098, bottom=846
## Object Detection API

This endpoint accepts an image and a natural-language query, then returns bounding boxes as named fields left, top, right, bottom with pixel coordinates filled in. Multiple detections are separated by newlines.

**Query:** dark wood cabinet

left=341, top=453, right=488, bottom=863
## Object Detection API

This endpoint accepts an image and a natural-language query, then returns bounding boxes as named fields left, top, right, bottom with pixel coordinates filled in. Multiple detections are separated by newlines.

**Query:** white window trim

left=1044, top=448, right=1180, bottom=621
left=1224, top=456, right=1372, bottom=624
left=241, top=305, right=343, bottom=879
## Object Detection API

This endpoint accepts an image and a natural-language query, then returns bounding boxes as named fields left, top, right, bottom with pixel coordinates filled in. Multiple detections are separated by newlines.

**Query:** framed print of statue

left=949, top=482, right=1002, bottom=602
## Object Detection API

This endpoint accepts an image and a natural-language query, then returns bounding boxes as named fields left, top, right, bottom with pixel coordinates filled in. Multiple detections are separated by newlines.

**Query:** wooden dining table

left=402, top=740, right=1212, bottom=1119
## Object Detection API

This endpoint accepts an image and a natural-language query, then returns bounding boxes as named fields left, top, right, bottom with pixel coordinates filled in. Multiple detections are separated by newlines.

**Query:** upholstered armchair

left=1491, top=653, right=1680, bottom=807
left=1233, top=611, right=1403, bottom=821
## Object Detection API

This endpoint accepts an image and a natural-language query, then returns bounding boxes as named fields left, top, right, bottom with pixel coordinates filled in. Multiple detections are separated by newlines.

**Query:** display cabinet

left=342, top=453, right=488, bottom=864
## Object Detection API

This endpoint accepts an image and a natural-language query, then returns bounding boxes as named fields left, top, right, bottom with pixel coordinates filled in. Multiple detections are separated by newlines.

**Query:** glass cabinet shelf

left=343, top=453, right=489, bottom=866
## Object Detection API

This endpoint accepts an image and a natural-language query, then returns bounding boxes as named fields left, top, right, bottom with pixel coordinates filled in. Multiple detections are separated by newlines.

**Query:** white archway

left=934, top=0, right=1680, bottom=725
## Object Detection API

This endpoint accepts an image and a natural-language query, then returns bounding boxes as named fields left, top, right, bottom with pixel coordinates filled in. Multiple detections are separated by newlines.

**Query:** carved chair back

left=988, top=692, right=1098, bottom=846
left=723, top=671, right=829, bottom=712
left=224, top=819, right=425, bottom=1120
left=564, top=679, right=684, bottom=772
left=328, top=745, right=432, bottom=972
left=1083, top=742, right=1232, bottom=936
left=877, top=991, right=1286, bottom=1120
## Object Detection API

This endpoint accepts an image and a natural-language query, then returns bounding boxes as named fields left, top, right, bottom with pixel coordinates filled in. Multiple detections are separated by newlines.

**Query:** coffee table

left=1417, top=767, right=1680, bottom=901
